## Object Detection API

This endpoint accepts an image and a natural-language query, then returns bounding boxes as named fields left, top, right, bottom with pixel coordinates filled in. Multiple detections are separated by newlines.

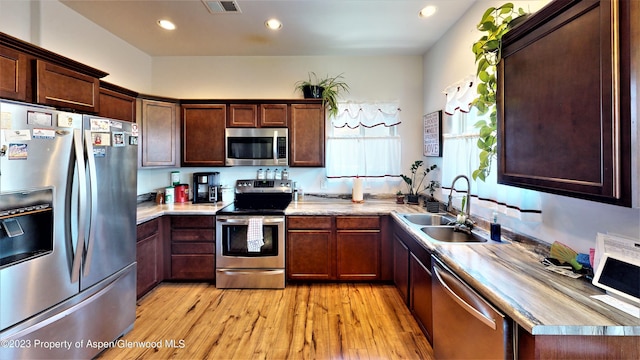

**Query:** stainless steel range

left=215, top=179, right=293, bottom=289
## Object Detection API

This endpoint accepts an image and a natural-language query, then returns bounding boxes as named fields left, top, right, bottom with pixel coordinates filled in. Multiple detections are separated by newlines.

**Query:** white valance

left=332, top=102, right=401, bottom=128
left=443, top=75, right=476, bottom=115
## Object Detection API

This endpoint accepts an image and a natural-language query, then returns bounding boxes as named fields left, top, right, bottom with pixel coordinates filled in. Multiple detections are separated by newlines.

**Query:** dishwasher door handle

left=432, top=262, right=497, bottom=330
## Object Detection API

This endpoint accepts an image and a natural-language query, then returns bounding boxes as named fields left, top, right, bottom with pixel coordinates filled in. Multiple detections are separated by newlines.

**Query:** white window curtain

left=444, top=75, right=476, bottom=116
left=326, top=102, right=402, bottom=179
left=331, top=102, right=401, bottom=128
left=442, top=108, right=542, bottom=221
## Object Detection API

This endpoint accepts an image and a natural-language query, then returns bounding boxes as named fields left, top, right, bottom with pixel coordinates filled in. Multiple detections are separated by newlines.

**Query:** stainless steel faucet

left=447, top=174, right=471, bottom=217
left=447, top=175, right=474, bottom=233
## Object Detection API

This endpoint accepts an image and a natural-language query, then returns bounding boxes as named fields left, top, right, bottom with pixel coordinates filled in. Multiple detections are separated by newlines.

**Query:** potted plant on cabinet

left=401, top=161, right=437, bottom=205
left=395, top=190, right=405, bottom=204
left=471, top=3, right=527, bottom=181
left=295, top=72, right=349, bottom=118
left=423, top=180, right=440, bottom=213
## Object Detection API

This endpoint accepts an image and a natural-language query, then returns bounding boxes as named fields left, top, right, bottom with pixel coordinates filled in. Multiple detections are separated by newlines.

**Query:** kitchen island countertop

left=136, top=198, right=640, bottom=337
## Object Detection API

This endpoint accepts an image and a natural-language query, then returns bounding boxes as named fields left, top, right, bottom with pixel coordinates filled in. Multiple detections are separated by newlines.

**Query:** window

left=442, top=108, right=541, bottom=221
left=326, top=102, right=401, bottom=180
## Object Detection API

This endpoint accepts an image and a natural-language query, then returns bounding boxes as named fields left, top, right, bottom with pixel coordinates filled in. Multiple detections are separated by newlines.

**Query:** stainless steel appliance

left=193, top=172, right=222, bottom=203
left=225, top=127, right=288, bottom=166
left=431, top=255, right=514, bottom=359
left=215, top=179, right=293, bottom=288
left=0, top=100, right=137, bottom=359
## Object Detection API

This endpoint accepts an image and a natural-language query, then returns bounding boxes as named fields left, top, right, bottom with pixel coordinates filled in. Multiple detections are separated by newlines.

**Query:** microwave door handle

left=273, top=130, right=278, bottom=162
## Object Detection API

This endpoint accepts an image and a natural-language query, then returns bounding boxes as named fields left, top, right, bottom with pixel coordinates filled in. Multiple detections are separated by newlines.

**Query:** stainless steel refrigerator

left=0, top=100, right=137, bottom=359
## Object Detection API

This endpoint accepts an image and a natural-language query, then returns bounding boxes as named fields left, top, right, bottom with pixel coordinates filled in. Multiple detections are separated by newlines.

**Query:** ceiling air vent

left=203, top=0, right=241, bottom=13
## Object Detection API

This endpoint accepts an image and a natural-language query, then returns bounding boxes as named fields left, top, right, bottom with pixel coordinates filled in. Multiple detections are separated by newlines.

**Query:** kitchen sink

left=420, top=226, right=487, bottom=243
left=402, top=214, right=454, bottom=226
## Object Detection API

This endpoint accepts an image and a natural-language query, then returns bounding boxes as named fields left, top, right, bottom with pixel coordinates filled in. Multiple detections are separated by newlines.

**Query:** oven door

left=215, top=215, right=285, bottom=269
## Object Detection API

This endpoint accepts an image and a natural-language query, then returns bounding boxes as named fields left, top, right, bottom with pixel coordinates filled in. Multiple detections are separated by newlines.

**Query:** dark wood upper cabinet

left=290, top=102, right=325, bottom=167
left=36, top=60, right=100, bottom=113
left=0, top=44, right=27, bottom=101
left=98, top=81, right=137, bottom=122
left=139, top=98, right=179, bottom=168
left=182, top=104, right=226, bottom=167
left=260, top=103, right=288, bottom=127
left=227, top=103, right=258, bottom=127
left=498, top=0, right=635, bottom=206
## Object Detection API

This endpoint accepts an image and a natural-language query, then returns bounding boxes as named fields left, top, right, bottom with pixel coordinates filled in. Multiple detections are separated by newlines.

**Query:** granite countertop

left=136, top=198, right=640, bottom=336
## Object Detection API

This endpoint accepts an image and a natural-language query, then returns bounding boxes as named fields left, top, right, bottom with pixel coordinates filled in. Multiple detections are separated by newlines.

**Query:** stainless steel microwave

left=225, top=128, right=288, bottom=166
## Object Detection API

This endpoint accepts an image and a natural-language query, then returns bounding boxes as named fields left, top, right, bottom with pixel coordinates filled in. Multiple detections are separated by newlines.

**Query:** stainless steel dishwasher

left=431, top=256, right=514, bottom=359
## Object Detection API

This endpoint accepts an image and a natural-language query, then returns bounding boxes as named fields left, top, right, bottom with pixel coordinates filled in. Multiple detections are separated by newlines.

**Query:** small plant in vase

left=424, top=180, right=441, bottom=213
left=395, top=190, right=405, bottom=204
left=401, top=161, right=437, bottom=205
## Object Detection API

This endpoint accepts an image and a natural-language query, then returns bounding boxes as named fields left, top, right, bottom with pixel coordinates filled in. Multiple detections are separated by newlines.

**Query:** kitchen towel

left=247, top=217, right=264, bottom=252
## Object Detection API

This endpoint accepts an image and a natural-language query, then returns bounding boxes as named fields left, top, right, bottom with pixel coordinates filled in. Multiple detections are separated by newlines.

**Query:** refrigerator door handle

left=82, top=130, right=99, bottom=277
left=70, top=129, right=86, bottom=283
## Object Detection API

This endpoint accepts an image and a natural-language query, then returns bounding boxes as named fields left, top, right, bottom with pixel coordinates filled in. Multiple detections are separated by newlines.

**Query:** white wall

left=0, top=0, right=152, bottom=93
left=422, top=0, right=640, bottom=252
left=143, top=55, right=425, bottom=196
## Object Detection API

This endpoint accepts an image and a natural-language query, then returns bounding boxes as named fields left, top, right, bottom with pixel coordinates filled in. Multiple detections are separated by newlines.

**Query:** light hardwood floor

left=97, top=283, right=434, bottom=360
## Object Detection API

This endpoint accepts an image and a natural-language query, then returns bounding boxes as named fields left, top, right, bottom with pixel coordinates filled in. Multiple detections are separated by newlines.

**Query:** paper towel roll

left=352, top=177, right=364, bottom=202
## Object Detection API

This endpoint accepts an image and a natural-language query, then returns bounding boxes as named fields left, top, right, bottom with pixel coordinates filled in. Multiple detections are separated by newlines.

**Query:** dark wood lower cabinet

left=410, top=253, right=433, bottom=344
left=286, top=230, right=333, bottom=280
left=518, top=326, right=640, bottom=359
left=286, top=215, right=387, bottom=281
left=393, top=233, right=410, bottom=305
left=136, top=218, right=164, bottom=298
left=170, top=216, right=215, bottom=281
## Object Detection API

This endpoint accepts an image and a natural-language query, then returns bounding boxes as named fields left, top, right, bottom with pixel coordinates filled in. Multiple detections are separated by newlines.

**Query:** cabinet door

left=139, top=99, right=178, bottom=167
left=287, top=230, right=333, bottom=280
left=410, top=253, right=433, bottom=344
left=498, top=0, right=631, bottom=205
left=0, top=45, right=27, bottom=101
left=260, top=104, right=288, bottom=127
left=393, top=233, right=410, bottom=305
left=336, top=230, right=380, bottom=280
left=137, top=233, right=160, bottom=297
left=290, top=103, right=325, bottom=167
left=36, top=60, right=99, bottom=113
left=136, top=219, right=162, bottom=298
left=182, top=104, right=226, bottom=166
left=228, top=104, right=257, bottom=127
left=99, top=86, right=136, bottom=122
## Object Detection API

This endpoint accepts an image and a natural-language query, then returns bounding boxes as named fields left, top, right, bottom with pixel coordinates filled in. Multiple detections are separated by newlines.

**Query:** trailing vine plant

left=471, top=3, right=526, bottom=181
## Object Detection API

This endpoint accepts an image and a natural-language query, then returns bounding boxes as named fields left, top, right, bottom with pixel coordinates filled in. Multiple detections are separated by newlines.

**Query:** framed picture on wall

left=423, top=110, right=442, bottom=157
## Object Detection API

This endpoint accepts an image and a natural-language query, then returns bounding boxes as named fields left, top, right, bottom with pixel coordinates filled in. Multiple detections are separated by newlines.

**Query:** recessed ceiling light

left=157, top=19, right=176, bottom=30
left=265, top=18, right=283, bottom=30
left=419, top=5, right=437, bottom=18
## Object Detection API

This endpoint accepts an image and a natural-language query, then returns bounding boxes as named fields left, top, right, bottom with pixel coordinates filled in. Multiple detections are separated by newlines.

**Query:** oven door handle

left=217, top=218, right=284, bottom=225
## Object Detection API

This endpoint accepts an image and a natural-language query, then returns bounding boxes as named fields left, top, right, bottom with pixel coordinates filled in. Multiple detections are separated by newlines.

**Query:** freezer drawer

left=432, top=256, right=514, bottom=359
left=0, top=263, right=136, bottom=360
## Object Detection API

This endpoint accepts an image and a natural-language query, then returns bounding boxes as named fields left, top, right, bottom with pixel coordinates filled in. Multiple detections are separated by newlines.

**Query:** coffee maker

left=193, top=172, right=222, bottom=203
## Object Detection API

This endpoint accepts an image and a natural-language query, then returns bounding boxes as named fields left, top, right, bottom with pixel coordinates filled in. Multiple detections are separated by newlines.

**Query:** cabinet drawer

left=172, top=229, right=214, bottom=242
left=171, top=216, right=215, bottom=229
left=336, top=216, right=380, bottom=230
left=287, top=216, right=332, bottom=230
left=137, top=218, right=159, bottom=241
left=171, top=255, right=214, bottom=280
left=171, top=242, right=214, bottom=254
